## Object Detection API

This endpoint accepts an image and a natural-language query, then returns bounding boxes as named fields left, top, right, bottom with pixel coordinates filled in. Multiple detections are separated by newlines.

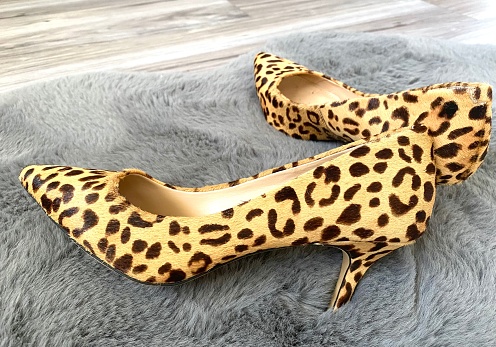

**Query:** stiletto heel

left=330, top=241, right=405, bottom=309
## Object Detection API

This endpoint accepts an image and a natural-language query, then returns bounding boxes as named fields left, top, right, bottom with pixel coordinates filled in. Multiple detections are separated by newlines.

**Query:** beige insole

left=278, top=74, right=358, bottom=104
left=119, top=144, right=362, bottom=217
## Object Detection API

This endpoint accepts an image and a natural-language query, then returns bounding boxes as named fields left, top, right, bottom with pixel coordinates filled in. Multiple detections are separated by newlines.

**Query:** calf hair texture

left=1, top=31, right=495, bottom=346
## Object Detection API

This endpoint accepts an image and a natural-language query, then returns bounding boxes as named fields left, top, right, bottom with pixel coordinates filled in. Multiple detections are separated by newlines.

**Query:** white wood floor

left=1, top=0, right=496, bottom=93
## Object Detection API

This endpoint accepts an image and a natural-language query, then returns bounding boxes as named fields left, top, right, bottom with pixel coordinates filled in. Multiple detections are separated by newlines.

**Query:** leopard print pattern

left=254, top=52, right=492, bottom=186
left=21, top=126, right=442, bottom=309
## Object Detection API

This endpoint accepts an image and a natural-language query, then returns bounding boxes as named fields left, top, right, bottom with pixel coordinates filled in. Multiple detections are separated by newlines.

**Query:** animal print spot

left=235, top=245, right=249, bottom=252
left=305, top=182, right=317, bottom=207
left=336, top=204, right=361, bottom=225
left=132, top=240, right=148, bottom=253
left=246, top=209, right=263, bottom=221
left=72, top=209, right=99, bottom=237
left=221, top=208, right=234, bottom=219
left=434, top=143, right=461, bottom=158
left=350, top=260, right=362, bottom=272
left=468, top=104, right=487, bottom=120
left=369, top=117, right=382, bottom=125
left=423, top=182, right=434, bottom=202
left=319, top=185, right=340, bottom=207
left=397, top=136, right=410, bottom=146
left=23, top=168, right=34, bottom=180
left=412, top=145, right=423, bottom=163
left=82, top=181, right=96, bottom=190
left=373, top=162, right=387, bottom=174
left=353, top=228, right=374, bottom=239
left=362, top=129, right=371, bottom=138
left=59, top=184, right=75, bottom=203
left=78, top=175, right=105, bottom=182
left=237, top=228, right=254, bottom=239
left=375, top=148, right=393, bottom=159
left=336, top=283, right=353, bottom=308
left=105, top=192, right=117, bottom=202
left=105, top=244, right=116, bottom=262
left=426, top=163, right=436, bottom=175
left=412, top=175, right=421, bottom=190
left=391, top=107, right=409, bottom=127
left=109, top=204, right=128, bottom=214
left=323, top=166, right=341, bottom=183
left=46, top=181, right=60, bottom=192
left=275, top=186, right=301, bottom=214
left=121, top=227, right=131, bottom=244
left=200, top=233, right=231, bottom=246
left=431, top=97, right=444, bottom=109
left=32, top=173, right=58, bottom=192
left=253, top=235, right=266, bottom=246
left=439, top=101, right=459, bottom=119
left=113, top=254, right=133, bottom=273
left=381, top=121, right=390, bottom=133
left=132, top=265, right=148, bottom=274
left=355, top=109, right=366, bottom=117
left=83, top=240, right=95, bottom=254
left=406, top=224, right=421, bottom=241
left=183, top=243, right=191, bottom=252
left=392, top=167, right=416, bottom=187
left=398, top=149, right=412, bottom=163
left=65, top=170, right=84, bottom=176
left=198, top=224, right=230, bottom=234
left=97, top=238, right=108, bottom=253
left=103, top=219, right=121, bottom=236
left=366, top=182, right=382, bottom=193
left=367, top=98, right=380, bottom=110
left=168, top=241, right=180, bottom=253
left=158, top=263, right=171, bottom=275
left=188, top=252, right=212, bottom=274
left=446, top=162, right=464, bottom=172
left=169, top=221, right=181, bottom=235
left=416, top=210, right=427, bottom=223
left=307, top=110, right=321, bottom=124
left=343, top=118, right=359, bottom=126
left=93, top=183, right=107, bottom=190
left=349, top=163, right=369, bottom=177
left=349, top=101, right=359, bottom=111
left=344, top=184, right=361, bottom=201
left=167, top=270, right=186, bottom=282
left=389, top=194, right=418, bottom=216
left=448, top=126, right=473, bottom=140
left=128, top=212, right=153, bottom=228
left=58, top=207, right=80, bottom=232
left=350, top=146, right=370, bottom=158
left=378, top=214, right=389, bottom=227
left=84, top=193, right=99, bottom=204
left=40, top=194, right=52, bottom=213
left=146, top=243, right=162, bottom=259
left=369, top=198, right=380, bottom=207
left=403, top=92, right=418, bottom=103
left=292, top=237, right=309, bottom=246
left=321, top=225, right=340, bottom=241
left=268, top=209, right=295, bottom=238
left=303, top=217, right=324, bottom=231
left=52, top=198, right=61, bottom=213
left=428, top=122, right=450, bottom=137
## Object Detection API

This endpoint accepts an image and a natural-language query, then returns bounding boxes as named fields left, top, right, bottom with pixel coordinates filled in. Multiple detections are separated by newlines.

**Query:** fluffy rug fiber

left=1, top=31, right=495, bottom=346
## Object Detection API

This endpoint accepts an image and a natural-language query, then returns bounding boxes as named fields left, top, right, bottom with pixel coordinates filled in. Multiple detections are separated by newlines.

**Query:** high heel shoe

left=19, top=99, right=490, bottom=309
left=254, top=52, right=492, bottom=184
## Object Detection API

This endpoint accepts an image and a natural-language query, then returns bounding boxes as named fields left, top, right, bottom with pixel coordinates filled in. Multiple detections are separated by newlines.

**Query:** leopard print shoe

left=19, top=93, right=490, bottom=309
left=254, top=53, right=492, bottom=179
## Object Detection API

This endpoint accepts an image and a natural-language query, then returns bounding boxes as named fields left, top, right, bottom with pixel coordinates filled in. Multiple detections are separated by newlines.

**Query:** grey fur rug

left=1, top=31, right=496, bottom=346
